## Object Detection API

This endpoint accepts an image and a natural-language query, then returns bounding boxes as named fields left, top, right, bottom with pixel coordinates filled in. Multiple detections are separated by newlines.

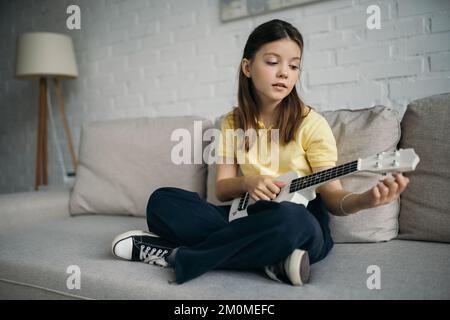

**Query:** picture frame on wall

left=220, top=0, right=325, bottom=22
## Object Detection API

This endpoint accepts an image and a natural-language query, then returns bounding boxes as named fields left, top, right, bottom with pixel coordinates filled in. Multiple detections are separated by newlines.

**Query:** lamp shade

left=16, top=32, right=78, bottom=79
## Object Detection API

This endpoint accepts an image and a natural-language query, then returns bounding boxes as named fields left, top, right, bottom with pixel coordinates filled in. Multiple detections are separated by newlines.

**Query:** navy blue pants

left=146, top=187, right=334, bottom=284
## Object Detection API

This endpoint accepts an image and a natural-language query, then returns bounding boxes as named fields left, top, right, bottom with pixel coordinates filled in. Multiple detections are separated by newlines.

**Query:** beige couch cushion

left=397, top=93, right=450, bottom=243
left=207, top=106, right=401, bottom=242
left=70, top=116, right=212, bottom=217
left=322, top=106, right=401, bottom=242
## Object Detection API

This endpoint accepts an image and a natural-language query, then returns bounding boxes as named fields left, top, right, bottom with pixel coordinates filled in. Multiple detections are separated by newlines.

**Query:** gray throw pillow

left=69, top=116, right=212, bottom=217
left=322, top=106, right=401, bottom=243
left=397, top=93, right=450, bottom=243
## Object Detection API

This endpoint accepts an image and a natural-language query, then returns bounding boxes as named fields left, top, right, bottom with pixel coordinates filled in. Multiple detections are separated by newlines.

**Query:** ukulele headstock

left=359, top=148, right=420, bottom=174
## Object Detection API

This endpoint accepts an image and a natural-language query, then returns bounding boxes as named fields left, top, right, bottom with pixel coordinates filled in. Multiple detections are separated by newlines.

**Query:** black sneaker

left=264, top=249, right=310, bottom=286
left=112, top=230, right=177, bottom=267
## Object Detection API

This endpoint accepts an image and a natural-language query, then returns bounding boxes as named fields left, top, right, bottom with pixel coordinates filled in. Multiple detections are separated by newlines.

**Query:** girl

left=112, top=19, right=410, bottom=286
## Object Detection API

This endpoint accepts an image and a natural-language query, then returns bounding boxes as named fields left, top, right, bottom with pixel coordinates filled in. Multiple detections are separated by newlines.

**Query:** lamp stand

left=35, top=77, right=77, bottom=190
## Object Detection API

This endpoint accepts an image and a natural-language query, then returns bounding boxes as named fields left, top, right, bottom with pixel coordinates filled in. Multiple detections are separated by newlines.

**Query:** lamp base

left=67, top=171, right=76, bottom=177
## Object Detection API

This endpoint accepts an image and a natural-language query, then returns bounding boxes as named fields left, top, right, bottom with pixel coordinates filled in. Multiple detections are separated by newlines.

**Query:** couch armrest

left=0, top=189, right=71, bottom=231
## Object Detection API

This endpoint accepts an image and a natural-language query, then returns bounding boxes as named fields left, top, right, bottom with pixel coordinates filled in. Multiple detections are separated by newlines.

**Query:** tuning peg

left=394, top=150, right=400, bottom=157
left=376, top=161, right=382, bottom=168
left=392, top=160, right=399, bottom=167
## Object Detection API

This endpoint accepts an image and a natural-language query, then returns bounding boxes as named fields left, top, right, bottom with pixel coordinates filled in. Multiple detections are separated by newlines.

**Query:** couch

left=1, top=93, right=449, bottom=300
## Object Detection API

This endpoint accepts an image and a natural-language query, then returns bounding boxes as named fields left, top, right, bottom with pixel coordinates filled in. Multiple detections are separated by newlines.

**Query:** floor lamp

left=15, top=32, right=79, bottom=190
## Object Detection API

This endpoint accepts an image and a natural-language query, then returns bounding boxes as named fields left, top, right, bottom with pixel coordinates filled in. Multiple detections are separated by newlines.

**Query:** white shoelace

left=264, top=265, right=283, bottom=283
left=140, top=245, right=169, bottom=267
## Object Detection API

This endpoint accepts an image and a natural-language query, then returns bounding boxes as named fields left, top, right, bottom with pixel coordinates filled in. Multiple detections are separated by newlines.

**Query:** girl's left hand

left=357, top=172, right=410, bottom=210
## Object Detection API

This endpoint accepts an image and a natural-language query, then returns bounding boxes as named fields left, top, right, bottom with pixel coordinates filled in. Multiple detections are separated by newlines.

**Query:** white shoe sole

left=111, top=230, right=159, bottom=260
left=285, top=249, right=310, bottom=286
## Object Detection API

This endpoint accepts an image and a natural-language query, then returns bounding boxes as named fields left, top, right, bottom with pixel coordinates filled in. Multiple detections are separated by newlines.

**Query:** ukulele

left=229, top=148, right=420, bottom=222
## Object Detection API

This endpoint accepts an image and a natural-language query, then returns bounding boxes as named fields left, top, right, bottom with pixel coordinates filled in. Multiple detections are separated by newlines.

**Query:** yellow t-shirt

left=217, top=106, right=337, bottom=178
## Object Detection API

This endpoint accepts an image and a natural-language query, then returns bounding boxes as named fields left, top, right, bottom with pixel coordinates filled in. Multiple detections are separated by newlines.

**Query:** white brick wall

left=0, top=0, right=449, bottom=194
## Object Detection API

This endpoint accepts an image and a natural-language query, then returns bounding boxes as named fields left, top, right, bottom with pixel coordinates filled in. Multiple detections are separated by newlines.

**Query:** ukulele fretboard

left=237, top=160, right=359, bottom=211
left=289, top=160, right=358, bottom=193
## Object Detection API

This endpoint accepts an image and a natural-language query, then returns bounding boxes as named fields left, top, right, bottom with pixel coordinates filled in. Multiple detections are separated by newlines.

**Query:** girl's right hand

left=244, top=175, right=287, bottom=201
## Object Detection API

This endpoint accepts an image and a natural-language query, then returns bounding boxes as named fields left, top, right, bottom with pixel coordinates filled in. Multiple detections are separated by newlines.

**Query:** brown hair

left=234, top=19, right=310, bottom=151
